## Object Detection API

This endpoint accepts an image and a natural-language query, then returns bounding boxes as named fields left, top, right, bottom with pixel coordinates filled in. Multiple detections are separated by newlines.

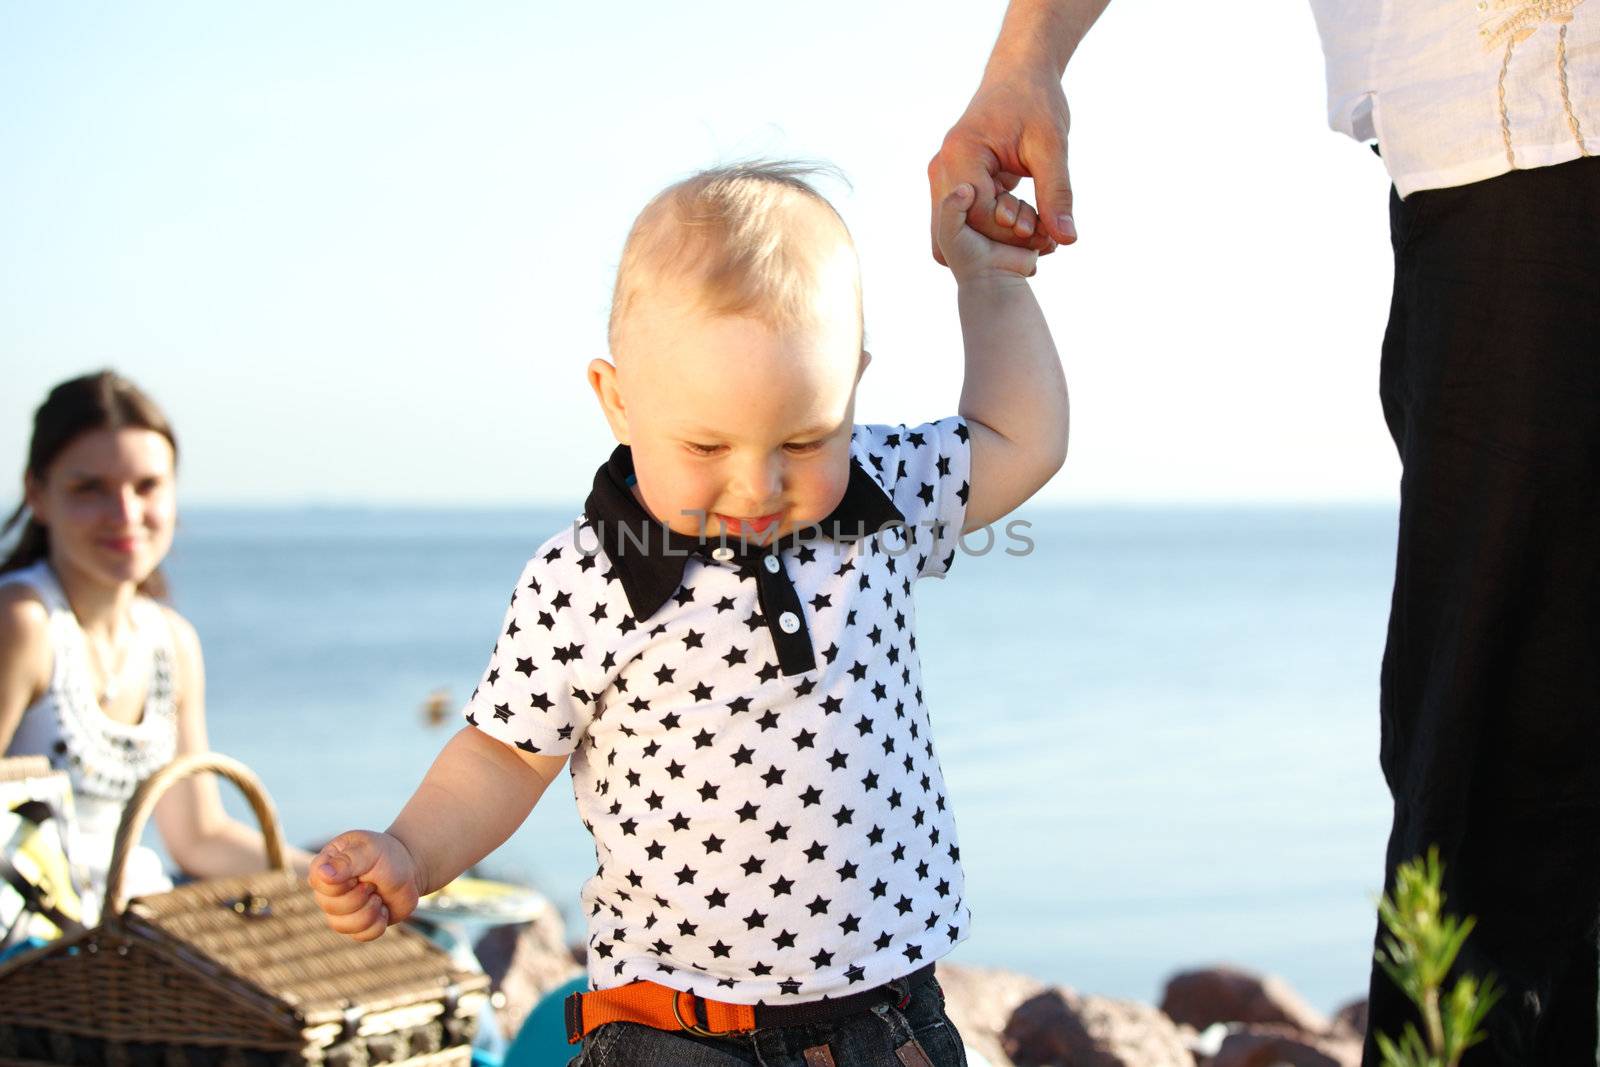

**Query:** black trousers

left=1362, top=156, right=1600, bottom=1067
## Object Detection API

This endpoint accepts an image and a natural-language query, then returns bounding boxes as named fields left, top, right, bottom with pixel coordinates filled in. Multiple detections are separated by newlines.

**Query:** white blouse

left=2, top=561, right=178, bottom=920
left=1310, top=0, right=1598, bottom=196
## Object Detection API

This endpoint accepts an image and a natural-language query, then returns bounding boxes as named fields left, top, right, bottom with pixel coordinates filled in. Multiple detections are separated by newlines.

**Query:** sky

left=0, top=2, right=1401, bottom=506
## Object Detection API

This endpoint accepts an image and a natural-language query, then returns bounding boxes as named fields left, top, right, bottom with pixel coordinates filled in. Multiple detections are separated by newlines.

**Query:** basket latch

left=223, top=891, right=272, bottom=919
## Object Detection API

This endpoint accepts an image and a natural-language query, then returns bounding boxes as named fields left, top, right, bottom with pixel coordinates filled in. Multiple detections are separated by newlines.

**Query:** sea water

left=167, top=504, right=1394, bottom=1012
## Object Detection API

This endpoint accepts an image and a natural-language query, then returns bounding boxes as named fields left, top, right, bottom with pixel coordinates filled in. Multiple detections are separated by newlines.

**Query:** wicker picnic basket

left=0, top=753, right=489, bottom=1067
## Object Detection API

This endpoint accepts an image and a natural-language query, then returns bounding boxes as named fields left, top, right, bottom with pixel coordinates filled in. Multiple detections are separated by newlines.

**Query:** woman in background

left=0, top=370, right=308, bottom=923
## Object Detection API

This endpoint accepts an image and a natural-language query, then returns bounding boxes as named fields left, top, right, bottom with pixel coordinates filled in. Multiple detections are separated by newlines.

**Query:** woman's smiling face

left=26, top=427, right=177, bottom=589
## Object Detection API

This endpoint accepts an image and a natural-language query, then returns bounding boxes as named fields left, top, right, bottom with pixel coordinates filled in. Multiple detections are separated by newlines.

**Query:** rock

left=474, top=908, right=585, bottom=1040
left=1330, top=998, right=1368, bottom=1040
left=936, top=963, right=1048, bottom=1067
left=1002, top=987, right=1195, bottom=1067
left=1210, top=1024, right=1361, bottom=1067
left=1161, top=966, right=1329, bottom=1033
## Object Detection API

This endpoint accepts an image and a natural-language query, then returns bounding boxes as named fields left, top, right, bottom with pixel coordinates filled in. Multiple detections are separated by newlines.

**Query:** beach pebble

left=936, top=963, right=1050, bottom=1067
left=1209, top=1024, right=1361, bottom=1067
left=1002, top=987, right=1195, bottom=1067
left=1329, top=997, right=1368, bottom=1040
left=1160, top=965, right=1329, bottom=1033
left=473, top=908, right=584, bottom=1040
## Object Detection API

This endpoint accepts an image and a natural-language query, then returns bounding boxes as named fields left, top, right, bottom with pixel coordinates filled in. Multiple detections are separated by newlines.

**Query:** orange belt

left=563, top=964, right=932, bottom=1044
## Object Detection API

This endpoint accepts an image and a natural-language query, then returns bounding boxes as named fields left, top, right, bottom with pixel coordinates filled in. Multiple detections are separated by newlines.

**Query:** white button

left=763, top=556, right=781, bottom=574
left=711, top=546, right=735, bottom=562
left=778, top=611, right=800, bottom=634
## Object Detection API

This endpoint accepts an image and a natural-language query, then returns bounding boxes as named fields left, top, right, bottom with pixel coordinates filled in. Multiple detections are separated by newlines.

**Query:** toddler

left=311, top=161, right=1067, bottom=1067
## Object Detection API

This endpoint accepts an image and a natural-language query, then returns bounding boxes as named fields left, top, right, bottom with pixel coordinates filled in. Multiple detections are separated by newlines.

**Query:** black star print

left=773, top=930, right=797, bottom=950
left=761, top=766, right=784, bottom=787
left=722, top=646, right=748, bottom=666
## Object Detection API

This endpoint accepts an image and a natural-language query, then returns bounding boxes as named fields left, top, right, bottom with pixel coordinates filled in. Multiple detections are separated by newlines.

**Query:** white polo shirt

left=464, top=418, right=973, bottom=1004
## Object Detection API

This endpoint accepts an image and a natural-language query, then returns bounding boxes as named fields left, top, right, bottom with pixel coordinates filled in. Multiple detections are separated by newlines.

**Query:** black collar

left=583, top=445, right=904, bottom=622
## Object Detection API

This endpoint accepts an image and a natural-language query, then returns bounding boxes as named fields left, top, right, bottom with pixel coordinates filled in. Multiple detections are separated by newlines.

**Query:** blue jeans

left=567, top=970, right=966, bottom=1066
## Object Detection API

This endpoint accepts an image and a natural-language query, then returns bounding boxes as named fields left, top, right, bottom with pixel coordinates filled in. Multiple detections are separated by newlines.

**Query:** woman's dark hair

left=1, top=371, right=179, bottom=599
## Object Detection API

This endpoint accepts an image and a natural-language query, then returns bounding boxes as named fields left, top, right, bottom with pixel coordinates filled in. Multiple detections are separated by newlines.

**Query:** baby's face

left=594, top=289, right=865, bottom=544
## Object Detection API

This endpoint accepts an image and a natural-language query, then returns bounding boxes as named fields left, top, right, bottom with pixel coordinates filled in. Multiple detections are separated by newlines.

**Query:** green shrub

left=1374, top=848, right=1501, bottom=1067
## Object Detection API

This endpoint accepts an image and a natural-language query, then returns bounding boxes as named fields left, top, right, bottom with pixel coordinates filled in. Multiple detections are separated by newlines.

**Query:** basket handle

left=104, top=751, right=288, bottom=918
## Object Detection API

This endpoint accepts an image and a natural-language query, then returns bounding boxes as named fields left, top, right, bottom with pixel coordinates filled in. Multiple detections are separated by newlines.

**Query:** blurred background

left=2, top=1, right=1397, bottom=1011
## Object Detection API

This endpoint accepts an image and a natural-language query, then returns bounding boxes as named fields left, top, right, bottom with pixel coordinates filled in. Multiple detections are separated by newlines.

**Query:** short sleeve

left=462, top=536, right=609, bottom=757
left=852, top=417, right=972, bottom=580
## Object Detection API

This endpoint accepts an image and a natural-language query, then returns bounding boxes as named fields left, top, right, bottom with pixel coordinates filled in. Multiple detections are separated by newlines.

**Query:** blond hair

left=608, top=161, right=862, bottom=353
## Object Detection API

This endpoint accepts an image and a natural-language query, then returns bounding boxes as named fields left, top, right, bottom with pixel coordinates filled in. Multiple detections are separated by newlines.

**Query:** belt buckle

left=671, top=990, right=718, bottom=1037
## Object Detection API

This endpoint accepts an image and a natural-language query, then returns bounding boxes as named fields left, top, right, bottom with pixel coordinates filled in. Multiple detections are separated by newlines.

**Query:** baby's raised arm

left=309, top=727, right=566, bottom=941
left=934, top=184, right=1070, bottom=532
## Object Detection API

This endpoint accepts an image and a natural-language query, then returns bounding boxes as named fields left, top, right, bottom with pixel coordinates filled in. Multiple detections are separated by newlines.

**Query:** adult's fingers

left=1022, top=127, right=1076, bottom=245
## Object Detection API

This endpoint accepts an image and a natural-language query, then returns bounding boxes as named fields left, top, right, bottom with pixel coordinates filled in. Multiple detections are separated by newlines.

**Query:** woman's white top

left=2, top=561, right=177, bottom=921
left=1311, top=0, right=1598, bottom=196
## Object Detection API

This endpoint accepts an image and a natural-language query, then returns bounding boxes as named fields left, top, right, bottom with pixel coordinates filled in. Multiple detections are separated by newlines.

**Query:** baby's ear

left=587, top=358, right=630, bottom=444
left=856, top=349, right=872, bottom=381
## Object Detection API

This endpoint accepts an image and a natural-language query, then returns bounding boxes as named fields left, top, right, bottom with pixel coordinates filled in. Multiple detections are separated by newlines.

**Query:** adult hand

left=929, top=64, right=1075, bottom=265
